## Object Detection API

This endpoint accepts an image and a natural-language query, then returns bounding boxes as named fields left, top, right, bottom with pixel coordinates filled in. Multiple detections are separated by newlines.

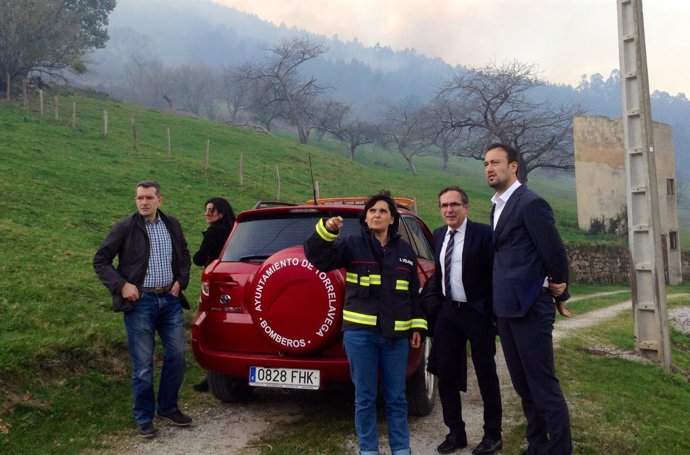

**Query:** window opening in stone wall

left=669, top=231, right=678, bottom=250
left=666, top=178, right=675, bottom=196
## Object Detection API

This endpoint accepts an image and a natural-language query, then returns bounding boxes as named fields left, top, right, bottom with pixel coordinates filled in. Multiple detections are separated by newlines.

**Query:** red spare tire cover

left=247, top=246, right=345, bottom=354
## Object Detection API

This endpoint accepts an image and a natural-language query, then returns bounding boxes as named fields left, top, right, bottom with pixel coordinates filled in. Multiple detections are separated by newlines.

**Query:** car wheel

left=406, top=338, right=437, bottom=416
left=207, top=371, right=253, bottom=403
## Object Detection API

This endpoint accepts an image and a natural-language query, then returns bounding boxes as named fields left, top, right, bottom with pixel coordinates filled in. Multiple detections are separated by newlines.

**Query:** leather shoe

left=472, top=436, right=503, bottom=454
left=437, top=431, right=468, bottom=453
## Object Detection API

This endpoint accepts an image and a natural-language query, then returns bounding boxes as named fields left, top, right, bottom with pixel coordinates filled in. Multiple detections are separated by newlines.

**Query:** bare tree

left=379, top=97, right=428, bottom=176
left=231, top=63, right=284, bottom=131
left=170, top=65, right=218, bottom=117
left=119, top=34, right=174, bottom=109
left=440, top=61, right=584, bottom=182
left=0, top=0, right=115, bottom=91
left=419, top=96, right=467, bottom=171
left=240, top=36, right=328, bottom=144
left=222, top=66, right=253, bottom=123
left=312, top=100, right=379, bottom=160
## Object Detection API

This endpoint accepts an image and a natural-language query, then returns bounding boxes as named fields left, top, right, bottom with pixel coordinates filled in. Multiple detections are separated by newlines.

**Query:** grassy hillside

left=0, top=88, right=683, bottom=453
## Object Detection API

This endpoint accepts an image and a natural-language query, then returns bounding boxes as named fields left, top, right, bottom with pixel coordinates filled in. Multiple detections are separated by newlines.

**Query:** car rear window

left=222, top=212, right=361, bottom=262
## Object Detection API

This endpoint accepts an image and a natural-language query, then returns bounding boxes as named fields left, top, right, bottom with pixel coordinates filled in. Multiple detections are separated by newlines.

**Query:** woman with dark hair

left=193, top=197, right=235, bottom=267
left=192, top=197, right=235, bottom=392
left=304, top=190, right=427, bottom=455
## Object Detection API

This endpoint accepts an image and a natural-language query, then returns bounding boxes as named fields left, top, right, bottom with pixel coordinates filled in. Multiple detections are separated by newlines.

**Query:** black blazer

left=491, top=184, right=570, bottom=318
left=432, top=219, right=493, bottom=317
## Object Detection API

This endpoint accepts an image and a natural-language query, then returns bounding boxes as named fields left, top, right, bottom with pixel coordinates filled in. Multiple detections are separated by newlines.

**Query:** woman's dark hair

left=359, top=190, right=400, bottom=232
left=205, top=197, right=236, bottom=228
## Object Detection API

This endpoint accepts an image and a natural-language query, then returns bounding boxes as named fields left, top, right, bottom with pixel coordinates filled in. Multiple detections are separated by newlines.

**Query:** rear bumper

left=191, top=311, right=424, bottom=388
left=192, top=343, right=352, bottom=388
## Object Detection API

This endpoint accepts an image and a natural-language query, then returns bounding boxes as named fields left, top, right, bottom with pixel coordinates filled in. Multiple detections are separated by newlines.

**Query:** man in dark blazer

left=430, top=186, right=502, bottom=455
left=484, top=143, right=572, bottom=455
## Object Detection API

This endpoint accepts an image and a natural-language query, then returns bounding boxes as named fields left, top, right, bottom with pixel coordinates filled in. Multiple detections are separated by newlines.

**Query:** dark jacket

left=304, top=218, right=427, bottom=338
left=491, top=185, right=570, bottom=318
left=93, top=210, right=191, bottom=312
left=193, top=221, right=232, bottom=266
left=422, top=219, right=493, bottom=336
left=432, top=220, right=493, bottom=316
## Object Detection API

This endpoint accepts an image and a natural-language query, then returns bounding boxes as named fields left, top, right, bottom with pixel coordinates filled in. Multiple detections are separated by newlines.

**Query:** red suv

left=191, top=197, right=437, bottom=415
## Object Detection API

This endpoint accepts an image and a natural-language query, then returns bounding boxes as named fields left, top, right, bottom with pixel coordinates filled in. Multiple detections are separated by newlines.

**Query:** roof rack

left=306, top=197, right=417, bottom=213
left=252, top=201, right=299, bottom=209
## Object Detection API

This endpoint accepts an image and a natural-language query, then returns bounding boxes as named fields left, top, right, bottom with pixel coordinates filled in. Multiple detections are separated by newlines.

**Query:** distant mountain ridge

left=81, top=0, right=690, bottom=185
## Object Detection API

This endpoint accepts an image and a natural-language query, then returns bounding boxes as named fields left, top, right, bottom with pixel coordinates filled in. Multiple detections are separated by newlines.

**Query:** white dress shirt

left=440, top=218, right=467, bottom=302
left=491, top=180, right=521, bottom=230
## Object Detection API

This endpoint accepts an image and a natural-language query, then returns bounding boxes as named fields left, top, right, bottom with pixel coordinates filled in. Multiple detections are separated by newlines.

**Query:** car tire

left=207, top=371, right=253, bottom=403
left=406, top=338, right=437, bottom=416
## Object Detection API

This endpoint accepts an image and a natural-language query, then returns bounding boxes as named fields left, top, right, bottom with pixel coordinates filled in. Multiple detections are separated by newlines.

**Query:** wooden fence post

left=314, top=181, right=320, bottom=200
left=166, top=127, right=171, bottom=157
left=204, top=139, right=210, bottom=172
left=102, top=110, right=108, bottom=137
left=275, top=164, right=281, bottom=201
left=5, top=73, right=10, bottom=100
left=72, top=101, right=76, bottom=129
left=39, top=89, right=44, bottom=115
left=239, top=152, right=244, bottom=186
left=22, top=77, right=27, bottom=107
left=54, top=96, right=59, bottom=121
left=130, top=117, right=137, bottom=150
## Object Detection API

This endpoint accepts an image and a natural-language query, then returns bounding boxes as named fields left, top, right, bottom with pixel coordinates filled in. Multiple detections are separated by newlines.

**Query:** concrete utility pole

left=616, top=0, right=671, bottom=370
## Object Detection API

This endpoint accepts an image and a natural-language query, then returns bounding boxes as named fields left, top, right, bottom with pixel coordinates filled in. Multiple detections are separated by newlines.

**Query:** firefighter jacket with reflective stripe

left=305, top=219, right=427, bottom=338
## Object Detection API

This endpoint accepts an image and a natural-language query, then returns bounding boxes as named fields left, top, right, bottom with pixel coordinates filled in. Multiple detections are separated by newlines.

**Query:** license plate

left=249, top=366, right=320, bottom=390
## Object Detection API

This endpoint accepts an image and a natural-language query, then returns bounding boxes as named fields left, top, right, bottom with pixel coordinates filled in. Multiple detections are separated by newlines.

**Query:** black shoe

left=193, top=377, right=209, bottom=392
left=437, top=431, right=468, bottom=453
left=157, top=409, right=192, bottom=427
left=137, top=422, right=156, bottom=438
left=472, top=436, right=503, bottom=454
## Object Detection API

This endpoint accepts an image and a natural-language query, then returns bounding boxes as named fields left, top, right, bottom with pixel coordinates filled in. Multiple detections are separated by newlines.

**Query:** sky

left=212, top=0, right=689, bottom=96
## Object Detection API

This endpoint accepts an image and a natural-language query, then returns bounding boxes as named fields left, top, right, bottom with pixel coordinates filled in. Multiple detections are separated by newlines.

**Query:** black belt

left=449, top=300, right=467, bottom=308
left=140, top=284, right=172, bottom=294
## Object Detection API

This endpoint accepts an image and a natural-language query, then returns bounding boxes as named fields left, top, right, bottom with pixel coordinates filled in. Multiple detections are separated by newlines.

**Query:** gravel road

left=86, top=292, right=690, bottom=455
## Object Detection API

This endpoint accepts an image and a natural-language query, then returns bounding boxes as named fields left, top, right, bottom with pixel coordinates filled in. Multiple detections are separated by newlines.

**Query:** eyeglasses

left=204, top=208, right=217, bottom=215
left=439, top=202, right=466, bottom=209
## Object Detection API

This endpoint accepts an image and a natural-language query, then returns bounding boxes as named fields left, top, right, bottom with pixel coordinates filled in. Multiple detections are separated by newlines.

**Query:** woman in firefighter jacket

left=305, top=191, right=427, bottom=455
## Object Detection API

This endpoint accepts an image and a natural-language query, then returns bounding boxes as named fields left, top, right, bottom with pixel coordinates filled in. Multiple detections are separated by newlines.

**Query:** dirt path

left=406, top=291, right=631, bottom=454
left=90, top=290, right=677, bottom=455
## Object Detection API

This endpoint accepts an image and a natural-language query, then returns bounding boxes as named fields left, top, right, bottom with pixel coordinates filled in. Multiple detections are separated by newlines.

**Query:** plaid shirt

left=142, top=216, right=174, bottom=287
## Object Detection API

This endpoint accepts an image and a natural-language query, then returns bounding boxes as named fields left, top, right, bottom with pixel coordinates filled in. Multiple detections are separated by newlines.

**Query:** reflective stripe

left=344, top=273, right=382, bottom=287
left=315, top=219, right=338, bottom=242
left=395, top=279, right=409, bottom=291
left=394, top=318, right=428, bottom=331
left=343, top=310, right=377, bottom=326
left=410, top=318, right=428, bottom=330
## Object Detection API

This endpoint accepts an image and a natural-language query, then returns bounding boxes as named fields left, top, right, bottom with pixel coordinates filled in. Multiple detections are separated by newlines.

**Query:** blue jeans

left=343, top=330, right=411, bottom=455
left=124, top=292, right=186, bottom=425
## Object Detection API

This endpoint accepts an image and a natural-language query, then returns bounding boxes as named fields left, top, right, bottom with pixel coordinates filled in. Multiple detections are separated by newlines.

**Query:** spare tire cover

left=248, top=246, right=344, bottom=354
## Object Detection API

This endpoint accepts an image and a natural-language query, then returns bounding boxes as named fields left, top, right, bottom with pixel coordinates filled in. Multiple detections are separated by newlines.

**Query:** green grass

left=498, top=287, right=690, bottom=455
left=0, top=88, right=688, bottom=453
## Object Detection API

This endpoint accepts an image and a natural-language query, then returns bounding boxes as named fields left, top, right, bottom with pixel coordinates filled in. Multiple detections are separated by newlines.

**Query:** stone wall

left=567, top=243, right=688, bottom=284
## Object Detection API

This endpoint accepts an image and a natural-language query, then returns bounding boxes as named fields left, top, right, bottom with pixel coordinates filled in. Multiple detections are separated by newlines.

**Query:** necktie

left=444, top=230, right=456, bottom=300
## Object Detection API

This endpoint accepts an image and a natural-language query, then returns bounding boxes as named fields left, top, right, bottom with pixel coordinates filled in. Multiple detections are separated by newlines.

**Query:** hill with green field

left=0, top=88, right=681, bottom=453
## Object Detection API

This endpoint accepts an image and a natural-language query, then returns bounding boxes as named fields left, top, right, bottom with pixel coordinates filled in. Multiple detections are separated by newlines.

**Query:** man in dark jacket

left=430, top=186, right=502, bottom=455
left=93, top=180, right=192, bottom=439
left=485, top=143, right=572, bottom=455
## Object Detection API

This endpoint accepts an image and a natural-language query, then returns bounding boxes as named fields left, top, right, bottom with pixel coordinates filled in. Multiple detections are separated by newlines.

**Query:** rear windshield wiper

left=239, top=254, right=271, bottom=262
